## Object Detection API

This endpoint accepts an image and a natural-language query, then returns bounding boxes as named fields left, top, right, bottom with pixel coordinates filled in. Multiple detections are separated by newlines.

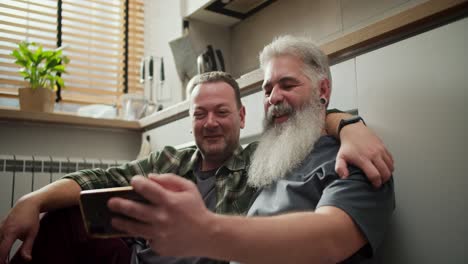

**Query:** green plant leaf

left=11, top=50, right=23, bottom=61
left=14, top=58, right=28, bottom=67
left=19, top=43, right=34, bottom=63
left=52, top=65, right=66, bottom=73
left=62, top=56, right=70, bottom=64
left=19, top=71, right=29, bottom=78
left=56, top=76, right=65, bottom=89
left=34, top=45, right=43, bottom=64
left=11, top=41, right=68, bottom=90
left=45, top=58, right=59, bottom=69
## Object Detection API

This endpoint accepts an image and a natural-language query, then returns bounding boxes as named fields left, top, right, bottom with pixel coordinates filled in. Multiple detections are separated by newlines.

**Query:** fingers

left=372, top=154, right=392, bottom=182
left=108, top=197, right=155, bottom=224
left=111, top=217, right=152, bottom=240
left=335, top=157, right=350, bottom=178
left=130, top=176, right=170, bottom=205
left=359, top=160, right=382, bottom=188
left=372, top=156, right=391, bottom=185
left=383, top=148, right=394, bottom=173
left=19, top=231, right=36, bottom=261
left=0, top=233, right=15, bottom=264
left=148, top=174, right=196, bottom=192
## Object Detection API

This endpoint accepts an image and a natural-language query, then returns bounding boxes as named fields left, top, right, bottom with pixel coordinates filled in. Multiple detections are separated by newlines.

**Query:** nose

left=204, top=112, right=219, bottom=129
left=268, top=86, right=283, bottom=105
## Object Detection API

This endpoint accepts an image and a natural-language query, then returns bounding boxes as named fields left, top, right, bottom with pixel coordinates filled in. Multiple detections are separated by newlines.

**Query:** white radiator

left=0, top=155, right=129, bottom=220
left=0, top=155, right=129, bottom=259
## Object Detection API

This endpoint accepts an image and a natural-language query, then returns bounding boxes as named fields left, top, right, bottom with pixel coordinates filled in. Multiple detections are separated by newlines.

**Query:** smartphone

left=79, top=186, right=149, bottom=238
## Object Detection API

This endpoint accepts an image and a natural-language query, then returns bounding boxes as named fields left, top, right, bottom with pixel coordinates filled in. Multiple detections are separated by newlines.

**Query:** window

left=0, top=0, right=144, bottom=110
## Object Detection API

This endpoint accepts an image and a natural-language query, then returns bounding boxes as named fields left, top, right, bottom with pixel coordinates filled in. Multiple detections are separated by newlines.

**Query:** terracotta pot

left=18, top=87, right=55, bottom=112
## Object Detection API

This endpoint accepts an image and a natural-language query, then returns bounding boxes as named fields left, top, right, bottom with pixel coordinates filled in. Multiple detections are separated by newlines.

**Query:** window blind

left=127, top=0, right=144, bottom=95
left=0, top=0, right=144, bottom=108
left=0, top=0, right=57, bottom=99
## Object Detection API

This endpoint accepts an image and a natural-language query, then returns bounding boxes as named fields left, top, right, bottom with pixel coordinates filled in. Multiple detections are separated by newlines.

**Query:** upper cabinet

left=181, top=0, right=277, bottom=27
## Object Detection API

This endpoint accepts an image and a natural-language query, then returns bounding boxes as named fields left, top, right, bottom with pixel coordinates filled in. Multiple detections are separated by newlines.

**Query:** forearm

left=18, top=179, right=81, bottom=212
left=203, top=210, right=363, bottom=264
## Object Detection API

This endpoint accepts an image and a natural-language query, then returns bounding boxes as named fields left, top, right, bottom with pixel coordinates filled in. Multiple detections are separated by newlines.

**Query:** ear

left=239, top=105, right=246, bottom=129
left=319, top=78, right=331, bottom=106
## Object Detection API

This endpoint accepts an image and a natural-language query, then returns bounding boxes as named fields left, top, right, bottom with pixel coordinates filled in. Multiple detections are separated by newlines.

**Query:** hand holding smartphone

left=79, top=186, right=149, bottom=238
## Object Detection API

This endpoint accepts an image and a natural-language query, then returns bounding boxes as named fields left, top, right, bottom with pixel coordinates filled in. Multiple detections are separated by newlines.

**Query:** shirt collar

left=179, top=145, right=247, bottom=176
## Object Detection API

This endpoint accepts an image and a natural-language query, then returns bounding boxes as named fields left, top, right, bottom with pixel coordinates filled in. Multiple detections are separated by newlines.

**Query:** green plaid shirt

left=64, top=143, right=258, bottom=215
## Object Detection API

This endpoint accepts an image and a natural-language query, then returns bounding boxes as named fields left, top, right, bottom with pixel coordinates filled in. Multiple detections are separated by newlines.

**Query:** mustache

left=266, top=102, right=295, bottom=124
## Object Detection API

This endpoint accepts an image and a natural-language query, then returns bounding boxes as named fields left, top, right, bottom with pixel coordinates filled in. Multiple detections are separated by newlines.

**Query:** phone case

left=79, top=186, right=149, bottom=238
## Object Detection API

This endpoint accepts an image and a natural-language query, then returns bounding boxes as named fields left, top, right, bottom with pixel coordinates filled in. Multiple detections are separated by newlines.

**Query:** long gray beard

left=247, top=100, right=324, bottom=188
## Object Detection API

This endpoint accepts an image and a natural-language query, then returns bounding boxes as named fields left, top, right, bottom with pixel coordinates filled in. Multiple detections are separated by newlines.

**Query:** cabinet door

left=356, top=18, right=468, bottom=264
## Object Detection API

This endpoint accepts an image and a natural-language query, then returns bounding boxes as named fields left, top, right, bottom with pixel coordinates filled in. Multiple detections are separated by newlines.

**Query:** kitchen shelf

left=0, top=107, right=141, bottom=131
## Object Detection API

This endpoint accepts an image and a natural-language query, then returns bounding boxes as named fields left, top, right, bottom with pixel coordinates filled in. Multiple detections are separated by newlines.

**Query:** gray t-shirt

left=136, top=166, right=224, bottom=264
left=247, top=136, right=395, bottom=263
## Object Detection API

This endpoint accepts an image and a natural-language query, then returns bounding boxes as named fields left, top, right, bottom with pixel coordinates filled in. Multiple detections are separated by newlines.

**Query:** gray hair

left=259, top=35, right=332, bottom=89
left=187, top=71, right=242, bottom=109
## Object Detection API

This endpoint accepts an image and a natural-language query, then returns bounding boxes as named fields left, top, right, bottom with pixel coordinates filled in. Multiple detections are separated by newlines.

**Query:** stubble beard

left=200, top=138, right=227, bottom=160
left=247, top=98, right=325, bottom=188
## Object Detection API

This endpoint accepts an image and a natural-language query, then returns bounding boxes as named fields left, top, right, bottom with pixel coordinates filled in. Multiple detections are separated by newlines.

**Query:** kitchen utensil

left=215, top=49, right=225, bottom=71
left=145, top=56, right=157, bottom=116
left=120, top=94, right=147, bottom=120
left=197, top=45, right=217, bottom=74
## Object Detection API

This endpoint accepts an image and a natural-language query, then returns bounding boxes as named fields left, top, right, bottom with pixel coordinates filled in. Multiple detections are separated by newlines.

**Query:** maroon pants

left=10, top=206, right=132, bottom=264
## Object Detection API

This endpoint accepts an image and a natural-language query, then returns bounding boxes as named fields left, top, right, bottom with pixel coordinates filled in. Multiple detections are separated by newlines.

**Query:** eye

left=193, top=112, right=206, bottom=119
left=281, top=83, right=296, bottom=90
left=217, top=109, right=230, bottom=116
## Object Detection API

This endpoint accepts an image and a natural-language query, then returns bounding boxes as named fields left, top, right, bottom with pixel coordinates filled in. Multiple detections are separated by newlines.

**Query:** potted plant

left=11, top=41, right=69, bottom=112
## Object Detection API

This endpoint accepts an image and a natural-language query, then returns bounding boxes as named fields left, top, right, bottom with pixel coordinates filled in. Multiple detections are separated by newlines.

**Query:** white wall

left=0, top=121, right=140, bottom=160
left=355, top=18, right=468, bottom=263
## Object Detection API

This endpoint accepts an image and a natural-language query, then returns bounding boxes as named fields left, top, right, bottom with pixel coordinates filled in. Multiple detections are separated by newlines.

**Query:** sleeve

left=316, top=167, right=395, bottom=257
left=62, top=150, right=162, bottom=190
left=326, top=108, right=345, bottom=114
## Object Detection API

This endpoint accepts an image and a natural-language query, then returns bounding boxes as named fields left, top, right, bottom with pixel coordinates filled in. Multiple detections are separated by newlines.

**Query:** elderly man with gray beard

left=109, top=35, right=395, bottom=264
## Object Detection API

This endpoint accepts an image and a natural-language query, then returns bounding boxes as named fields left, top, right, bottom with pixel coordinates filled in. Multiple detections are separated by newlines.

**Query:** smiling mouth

left=273, top=114, right=289, bottom=123
left=204, top=135, right=223, bottom=139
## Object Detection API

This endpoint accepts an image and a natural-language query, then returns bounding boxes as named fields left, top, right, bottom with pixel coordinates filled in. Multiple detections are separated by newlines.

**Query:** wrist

left=200, top=212, right=225, bottom=258
left=16, top=192, right=43, bottom=212
left=337, top=116, right=366, bottom=137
